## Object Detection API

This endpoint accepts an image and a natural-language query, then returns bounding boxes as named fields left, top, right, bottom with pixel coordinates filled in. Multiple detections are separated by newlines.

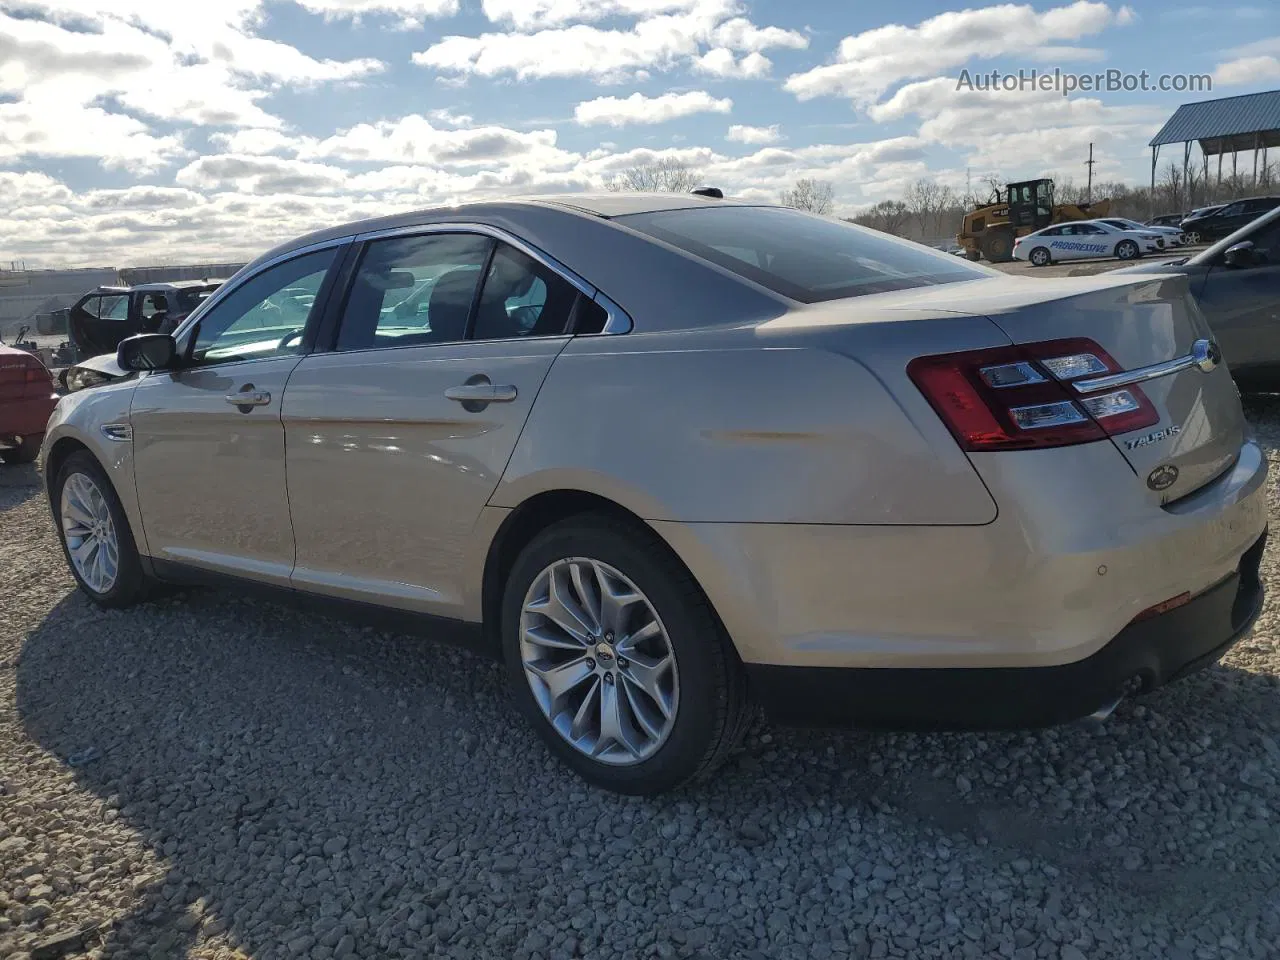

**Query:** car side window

left=1041, top=227, right=1062, bottom=237
left=1219, top=202, right=1244, bottom=217
left=88, top=295, right=128, bottom=321
left=336, top=234, right=493, bottom=351
left=471, top=243, right=579, bottom=341
left=190, top=248, right=336, bottom=367
left=141, top=294, right=168, bottom=319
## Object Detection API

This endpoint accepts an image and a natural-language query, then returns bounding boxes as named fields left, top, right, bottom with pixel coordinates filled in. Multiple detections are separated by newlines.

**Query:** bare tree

left=604, top=159, right=701, bottom=193
left=779, top=178, right=835, bottom=215
left=851, top=199, right=911, bottom=235
left=903, top=178, right=947, bottom=236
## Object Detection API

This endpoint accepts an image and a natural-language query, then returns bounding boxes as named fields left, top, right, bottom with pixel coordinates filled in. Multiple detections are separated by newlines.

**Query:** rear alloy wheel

left=0, top=433, right=41, bottom=465
left=1029, top=247, right=1052, bottom=267
left=55, top=451, right=150, bottom=608
left=1115, top=239, right=1140, bottom=261
left=502, top=514, right=749, bottom=794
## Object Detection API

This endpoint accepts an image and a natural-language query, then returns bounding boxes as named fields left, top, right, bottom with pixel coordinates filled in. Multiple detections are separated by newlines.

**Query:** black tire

left=0, top=433, right=41, bottom=465
left=1029, top=247, right=1052, bottom=267
left=53, top=450, right=151, bottom=608
left=501, top=513, right=750, bottom=795
left=1115, top=239, right=1140, bottom=261
left=980, top=230, right=1014, bottom=263
left=964, top=249, right=982, bottom=262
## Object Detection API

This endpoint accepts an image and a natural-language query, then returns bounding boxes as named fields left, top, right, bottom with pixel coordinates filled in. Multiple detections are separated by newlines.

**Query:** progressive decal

left=1049, top=241, right=1109, bottom=253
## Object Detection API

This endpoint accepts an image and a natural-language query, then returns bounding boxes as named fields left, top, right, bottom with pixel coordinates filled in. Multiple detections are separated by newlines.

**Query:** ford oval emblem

left=1147, top=464, right=1179, bottom=491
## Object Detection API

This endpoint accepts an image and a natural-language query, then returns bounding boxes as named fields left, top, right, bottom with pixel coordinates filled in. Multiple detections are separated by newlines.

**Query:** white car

left=1013, top=220, right=1165, bottom=267
left=1097, top=217, right=1185, bottom=247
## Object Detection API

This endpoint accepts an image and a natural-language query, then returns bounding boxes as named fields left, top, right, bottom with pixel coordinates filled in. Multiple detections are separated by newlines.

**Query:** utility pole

left=1084, top=142, right=1096, bottom=204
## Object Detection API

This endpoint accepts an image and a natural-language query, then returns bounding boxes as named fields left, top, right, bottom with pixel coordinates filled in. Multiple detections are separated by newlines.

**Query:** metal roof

left=1150, top=90, right=1280, bottom=153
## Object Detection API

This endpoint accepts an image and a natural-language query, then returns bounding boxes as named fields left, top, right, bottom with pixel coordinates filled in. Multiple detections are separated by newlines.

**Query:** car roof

left=129, top=280, right=224, bottom=292
left=242, top=193, right=762, bottom=271
left=92, top=280, right=223, bottom=294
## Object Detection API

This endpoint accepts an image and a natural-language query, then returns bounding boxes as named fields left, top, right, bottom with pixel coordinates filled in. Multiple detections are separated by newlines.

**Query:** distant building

left=0, top=267, right=118, bottom=339
left=0, top=262, right=245, bottom=339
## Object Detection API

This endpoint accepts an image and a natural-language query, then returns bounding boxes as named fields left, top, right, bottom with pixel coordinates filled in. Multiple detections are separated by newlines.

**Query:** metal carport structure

left=1149, top=89, right=1280, bottom=200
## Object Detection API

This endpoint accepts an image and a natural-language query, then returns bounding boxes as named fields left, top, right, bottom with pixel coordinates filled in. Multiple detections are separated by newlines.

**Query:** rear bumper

left=0, top=394, right=58, bottom=446
left=746, top=529, right=1265, bottom=729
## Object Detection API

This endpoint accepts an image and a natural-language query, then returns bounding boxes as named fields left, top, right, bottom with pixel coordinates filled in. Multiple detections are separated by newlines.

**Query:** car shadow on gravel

left=0, top=462, right=42, bottom=511
left=14, top=585, right=1280, bottom=958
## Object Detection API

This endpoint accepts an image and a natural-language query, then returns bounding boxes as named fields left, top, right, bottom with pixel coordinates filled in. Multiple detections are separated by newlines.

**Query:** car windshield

left=616, top=205, right=990, bottom=303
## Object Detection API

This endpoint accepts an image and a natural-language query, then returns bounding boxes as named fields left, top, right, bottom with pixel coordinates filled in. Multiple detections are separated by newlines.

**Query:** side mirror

left=1224, top=241, right=1256, bottom=268
left=117, top=333, right=177, bottom=371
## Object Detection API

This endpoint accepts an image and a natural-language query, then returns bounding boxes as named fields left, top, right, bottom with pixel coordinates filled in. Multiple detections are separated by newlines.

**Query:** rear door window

left=336, top=234, right=493, bottom=351
left=618, top=206, right=988, bottom=303
left=471, top=243, right=578, bottom=341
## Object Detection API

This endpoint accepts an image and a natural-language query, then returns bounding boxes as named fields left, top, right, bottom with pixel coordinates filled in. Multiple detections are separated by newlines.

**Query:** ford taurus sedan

left=41, top=193, right=1268, bottom=794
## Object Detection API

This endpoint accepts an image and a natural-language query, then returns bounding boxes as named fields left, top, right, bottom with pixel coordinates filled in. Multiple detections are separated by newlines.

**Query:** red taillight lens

left=908, top=337, right=1159, bottom=452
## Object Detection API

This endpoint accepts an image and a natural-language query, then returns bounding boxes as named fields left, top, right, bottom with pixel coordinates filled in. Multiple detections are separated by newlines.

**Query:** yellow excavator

left=957, top=178, right=1112, bottom=262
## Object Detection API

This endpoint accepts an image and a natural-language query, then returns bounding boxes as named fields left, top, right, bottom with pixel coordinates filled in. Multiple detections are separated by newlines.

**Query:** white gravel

left=3, top=406, right=1280, bottom=960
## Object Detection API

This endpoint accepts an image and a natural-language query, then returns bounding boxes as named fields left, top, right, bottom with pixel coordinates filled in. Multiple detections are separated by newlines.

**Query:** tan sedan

left=43, top=193, right=1267, bottom=794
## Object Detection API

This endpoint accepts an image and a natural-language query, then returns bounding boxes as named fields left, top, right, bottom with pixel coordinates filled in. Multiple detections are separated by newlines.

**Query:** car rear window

left=616, top=205, right=988, bottom=303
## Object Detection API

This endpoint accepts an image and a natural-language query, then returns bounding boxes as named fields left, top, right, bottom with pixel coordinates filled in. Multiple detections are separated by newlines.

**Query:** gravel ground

left=3, top=405, right=1280, bottom=960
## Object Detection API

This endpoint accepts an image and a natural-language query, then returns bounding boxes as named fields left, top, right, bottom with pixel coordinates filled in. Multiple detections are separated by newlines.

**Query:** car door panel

left=1197, top=220, right=1280, bottom=380
left=282, top=338, right=568, bottom=615
left=130, top=358, right=303, bottom=583
left=128, top=245, right=343, bottom=582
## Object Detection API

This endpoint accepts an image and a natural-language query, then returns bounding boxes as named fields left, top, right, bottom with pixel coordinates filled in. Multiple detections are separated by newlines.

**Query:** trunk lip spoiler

left=1072, top=338, right=1221, bottom=394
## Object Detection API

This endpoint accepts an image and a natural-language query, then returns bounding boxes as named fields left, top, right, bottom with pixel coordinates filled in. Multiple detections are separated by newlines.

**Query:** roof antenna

left=690, top=186, right=723, bottom=198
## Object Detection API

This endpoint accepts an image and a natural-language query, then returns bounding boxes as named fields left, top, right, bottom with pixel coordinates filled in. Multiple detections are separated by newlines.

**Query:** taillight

left=908, top=337, right=1159, bottom=452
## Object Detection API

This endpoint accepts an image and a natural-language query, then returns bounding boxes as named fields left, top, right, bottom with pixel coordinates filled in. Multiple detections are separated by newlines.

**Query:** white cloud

left=785, top=1, right=1129, bottom=104
left=1214, top=55, right=1280, bottom=85
left=693, top=48, right=771, bottom=78
left=210, top=128, right=309, bottom=156
left=0, top=2, right=385, bottom=169
left=299, top=115, right=579, bottom=169
left=295, top=0, right=460, bottom=25
left=481, top=0, right=701, bottom=29
left=869, top=75, right=1162, bottom=179
left=1213, top=37, right=1280, bottom=85
left=415, top=0, right=806, bottom=81
left=574, top=90, right=732, bottom=126
left=726, top=123, right=780, bottom=144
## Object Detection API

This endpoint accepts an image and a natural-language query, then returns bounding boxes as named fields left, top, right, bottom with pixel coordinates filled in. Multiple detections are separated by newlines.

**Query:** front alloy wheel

left=1116, top=239, right=1139, bottom=261
left=54, top=450, right=151, bottom=608
left=520, top=557, right=679, bottom=765
left=61, top=472, right=120, bottom=594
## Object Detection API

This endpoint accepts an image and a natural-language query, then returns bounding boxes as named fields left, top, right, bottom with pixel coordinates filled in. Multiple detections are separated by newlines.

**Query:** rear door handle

left=225, top=390, right=271, bottom=407
left=444, top=383, right=518, bottom=404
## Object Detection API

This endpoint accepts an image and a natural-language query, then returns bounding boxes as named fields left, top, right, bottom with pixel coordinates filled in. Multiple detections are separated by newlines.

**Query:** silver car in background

left=42, top=194, right=1267, bottom=794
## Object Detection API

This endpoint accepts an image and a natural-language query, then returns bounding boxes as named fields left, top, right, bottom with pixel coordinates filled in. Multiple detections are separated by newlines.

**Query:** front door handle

left=225, top=389, right=271, bottom=407
left=444, top=383, right=518, bottom=404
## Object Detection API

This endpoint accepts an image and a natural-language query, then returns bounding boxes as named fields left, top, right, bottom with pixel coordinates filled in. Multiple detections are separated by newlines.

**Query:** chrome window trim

left=352, top=221, right=633, bottom=335
left=168, top=237, right=352, bottom=345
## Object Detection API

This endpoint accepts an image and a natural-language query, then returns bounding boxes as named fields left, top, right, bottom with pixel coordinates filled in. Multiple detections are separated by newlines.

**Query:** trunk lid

left=973, top=273, right=1242, bottom=502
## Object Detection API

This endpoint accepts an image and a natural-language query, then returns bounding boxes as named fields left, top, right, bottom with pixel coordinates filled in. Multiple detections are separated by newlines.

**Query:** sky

left=1, top=0, right=1277, bottom=267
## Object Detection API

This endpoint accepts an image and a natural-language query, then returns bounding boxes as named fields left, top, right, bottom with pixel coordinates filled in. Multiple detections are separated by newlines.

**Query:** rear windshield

left=617, top=205, right=989, bottom=303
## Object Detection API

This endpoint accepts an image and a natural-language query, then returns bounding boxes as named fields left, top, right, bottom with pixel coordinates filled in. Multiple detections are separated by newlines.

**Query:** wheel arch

left=479, top=489, right=737, bottom=660
left=43, top=435, right=95, bottom=500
